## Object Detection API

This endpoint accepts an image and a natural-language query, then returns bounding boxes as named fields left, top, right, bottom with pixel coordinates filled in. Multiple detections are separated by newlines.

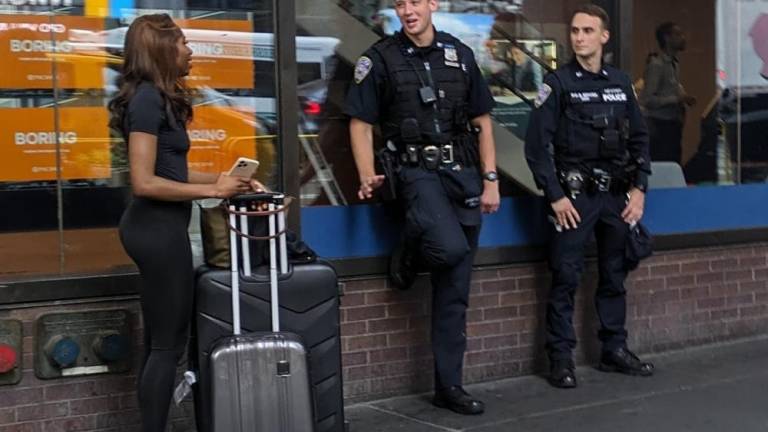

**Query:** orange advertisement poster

left=187, top=106, right=274, bottom=182
left=0, top=107, right=111, bottom=181
left=0, top=15, right=105, bottom=89
left=176, top=19, right=255, bottom=89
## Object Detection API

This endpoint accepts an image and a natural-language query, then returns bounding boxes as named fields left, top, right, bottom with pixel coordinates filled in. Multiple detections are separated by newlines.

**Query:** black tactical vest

left=372, top=32, right=469, bottom=146
left=552, top=65, right=631, bottom=163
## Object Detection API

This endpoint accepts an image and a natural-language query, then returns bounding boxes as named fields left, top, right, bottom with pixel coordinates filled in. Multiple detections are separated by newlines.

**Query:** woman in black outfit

left=108, top=14, right=256, bottom=432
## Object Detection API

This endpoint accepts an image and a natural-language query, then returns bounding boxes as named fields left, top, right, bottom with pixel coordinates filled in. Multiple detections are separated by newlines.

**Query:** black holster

left=375, top=148, right=399, bottom=201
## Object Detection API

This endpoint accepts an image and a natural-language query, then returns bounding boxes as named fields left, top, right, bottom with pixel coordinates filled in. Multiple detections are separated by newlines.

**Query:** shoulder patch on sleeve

left=354, top=56, right=373, bottom=84
left=534, top=83, right=552, bottom=108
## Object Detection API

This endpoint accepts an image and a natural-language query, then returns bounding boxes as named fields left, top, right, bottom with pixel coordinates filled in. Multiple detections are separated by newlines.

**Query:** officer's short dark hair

left=571, top=4, right=610, bottom=30
left=655, top=22, right=677, bottom=50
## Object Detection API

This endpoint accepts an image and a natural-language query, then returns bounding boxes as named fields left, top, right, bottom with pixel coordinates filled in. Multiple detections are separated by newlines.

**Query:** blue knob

left=49, top=337, right=80, bottom=368
left=94, top=334, right=130, bottom=362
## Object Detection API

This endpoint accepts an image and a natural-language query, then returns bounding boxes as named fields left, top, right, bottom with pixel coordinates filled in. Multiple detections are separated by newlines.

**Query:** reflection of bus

left=68, top=24, right=341, bottom=174
left=72, top=26, right=340, bottom=133
left=75, top=27, right=340, bottom=90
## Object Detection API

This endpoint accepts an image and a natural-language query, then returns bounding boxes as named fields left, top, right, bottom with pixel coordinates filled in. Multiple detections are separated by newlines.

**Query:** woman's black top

left=125, top=82, right=190, bottom=183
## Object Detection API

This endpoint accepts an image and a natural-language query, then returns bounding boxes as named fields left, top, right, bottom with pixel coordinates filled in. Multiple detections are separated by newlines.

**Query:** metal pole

left=273, top=0, right=301, bottom=234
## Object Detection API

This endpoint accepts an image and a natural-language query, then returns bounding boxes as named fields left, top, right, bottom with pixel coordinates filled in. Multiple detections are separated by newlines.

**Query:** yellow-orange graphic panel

left=0, top=107, right=111, bottom=181
left=0, top=15, right=105, bottom=89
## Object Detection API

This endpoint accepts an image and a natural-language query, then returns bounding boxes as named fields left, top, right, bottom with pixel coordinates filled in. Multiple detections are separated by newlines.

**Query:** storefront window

left=2, top=0, right=766, bottom=283
left=716, top=0, right=768, bottom=184
left=297, top=0, right=613, bottom=206
left=632, top=0, right=768, bottom=186
left=0, top=1, right=277, bottom=283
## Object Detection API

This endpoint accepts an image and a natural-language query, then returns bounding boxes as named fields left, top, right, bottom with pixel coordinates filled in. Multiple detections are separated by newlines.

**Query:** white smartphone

left=227, top=157, right=260, bottom=178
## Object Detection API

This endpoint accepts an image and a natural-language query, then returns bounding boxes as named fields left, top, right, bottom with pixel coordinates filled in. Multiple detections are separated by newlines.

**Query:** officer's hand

left=358, top=175, right=386, bottom=200
left=481, top=183, right=500, bottom=214
left=622, top=188, right=645, bottom=225
left=551, top=197, right=581, bottom=230
left=682, top=94, right=697, bottom=106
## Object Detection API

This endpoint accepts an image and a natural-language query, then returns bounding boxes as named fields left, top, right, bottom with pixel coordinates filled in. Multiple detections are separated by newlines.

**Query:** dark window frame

left=4, top=0, right=768, bottom=304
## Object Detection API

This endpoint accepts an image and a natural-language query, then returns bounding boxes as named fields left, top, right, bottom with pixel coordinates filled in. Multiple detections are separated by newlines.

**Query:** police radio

left=419, top=86, right=437, bottom=105
left=401, top=118, right=421, bottom=143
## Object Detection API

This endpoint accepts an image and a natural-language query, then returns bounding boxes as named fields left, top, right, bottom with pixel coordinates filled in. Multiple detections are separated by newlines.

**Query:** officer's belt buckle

left=440, top=144, right=454, bottom=164
left=422, top=145, right=440, bottom=169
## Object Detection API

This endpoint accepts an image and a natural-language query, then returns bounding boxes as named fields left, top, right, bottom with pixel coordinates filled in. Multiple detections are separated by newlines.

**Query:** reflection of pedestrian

left=491, top=45, right=538, bottom=92
left=639, top=22, right=696, bottom=164
left=749, top=13, right=768, bottom=79
left=507, top=46, right=538, bottom=91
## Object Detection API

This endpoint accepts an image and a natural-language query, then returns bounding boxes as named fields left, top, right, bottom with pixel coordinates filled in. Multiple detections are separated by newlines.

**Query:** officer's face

left=570, top=13, right=609, bottom=60
left=395, top=0, right=437, bottom=38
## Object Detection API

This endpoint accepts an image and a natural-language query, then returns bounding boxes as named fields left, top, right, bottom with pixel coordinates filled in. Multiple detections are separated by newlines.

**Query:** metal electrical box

left=35, top=310, right=132, bottom=379
left=0, top=319, right=22, bottom=385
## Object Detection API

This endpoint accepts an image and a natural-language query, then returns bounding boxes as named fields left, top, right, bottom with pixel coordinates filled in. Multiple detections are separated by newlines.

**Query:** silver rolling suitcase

left=208, top=193, right=314, bottom=432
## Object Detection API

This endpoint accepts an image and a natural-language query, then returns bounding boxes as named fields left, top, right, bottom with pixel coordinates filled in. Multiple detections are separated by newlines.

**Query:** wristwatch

left=483, top=171, right=499, bottom=182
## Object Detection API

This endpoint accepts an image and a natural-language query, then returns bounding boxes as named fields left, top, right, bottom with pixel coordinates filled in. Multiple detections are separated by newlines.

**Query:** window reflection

left=633, top=0, right=768, bottom=186
left=0, top=5, right=278, bottom=281
left=299, top=0, right=578, bottom=205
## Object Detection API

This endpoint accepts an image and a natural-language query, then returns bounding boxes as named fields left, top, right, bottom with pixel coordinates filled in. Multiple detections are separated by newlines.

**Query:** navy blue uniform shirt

left=344, top=30, right=494, bottom=125
left=525, top=59, right=650, bottom=202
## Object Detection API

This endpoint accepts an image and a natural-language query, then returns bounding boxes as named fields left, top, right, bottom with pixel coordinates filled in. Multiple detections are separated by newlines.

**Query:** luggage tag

left=173, top=370, right=198, bottom=405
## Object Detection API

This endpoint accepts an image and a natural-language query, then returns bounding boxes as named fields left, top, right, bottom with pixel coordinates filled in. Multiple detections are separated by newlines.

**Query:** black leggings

left=119, top=197, right=193, bottom=432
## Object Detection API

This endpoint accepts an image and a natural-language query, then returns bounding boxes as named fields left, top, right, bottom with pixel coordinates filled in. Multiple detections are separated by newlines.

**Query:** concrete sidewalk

left=345, top=337, right=768, bottom=431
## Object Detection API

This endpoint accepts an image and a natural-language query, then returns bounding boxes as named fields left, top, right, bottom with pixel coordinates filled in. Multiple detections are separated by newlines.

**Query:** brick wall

left=340, top=242, right=768, bottom=402
left=0, top=300, right=193, bottom=432
left=1, top=242, right=767, bottom=430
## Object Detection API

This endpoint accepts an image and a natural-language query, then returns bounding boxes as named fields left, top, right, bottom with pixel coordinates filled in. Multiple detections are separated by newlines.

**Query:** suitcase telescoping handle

left=227, top=192, right=289, bottom=335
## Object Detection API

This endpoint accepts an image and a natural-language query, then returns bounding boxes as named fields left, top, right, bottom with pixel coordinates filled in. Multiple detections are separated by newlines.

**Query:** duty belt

left=401, top=144, right=454, bottom=170
left=559, top=167, right=628, bottom=197
left=591, top=168, right=613, bottom=192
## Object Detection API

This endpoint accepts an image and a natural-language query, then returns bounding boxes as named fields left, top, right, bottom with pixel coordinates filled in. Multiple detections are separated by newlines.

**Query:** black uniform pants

left=547, top=190, right=630, bottom=361
left=399, top=166, right=481, bottom=390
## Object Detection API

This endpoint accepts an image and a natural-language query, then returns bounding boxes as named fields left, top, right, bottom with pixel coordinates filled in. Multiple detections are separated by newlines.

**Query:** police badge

left=444, top=47, right=458, bottom=62
left=354, top=56, right=373, bottom=84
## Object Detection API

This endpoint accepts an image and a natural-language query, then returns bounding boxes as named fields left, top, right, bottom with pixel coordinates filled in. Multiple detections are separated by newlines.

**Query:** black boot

left=598, top=347, right=654, bottom=376
left=432, top=386, right=485, bottom=415
left=548, top=358, right=577, bottom=389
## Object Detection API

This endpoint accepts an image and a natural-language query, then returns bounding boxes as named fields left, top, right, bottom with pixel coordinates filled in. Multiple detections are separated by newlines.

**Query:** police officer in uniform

left=524, top=4, right=654, bottom=389
left=345, top=0, right=499, bottom=415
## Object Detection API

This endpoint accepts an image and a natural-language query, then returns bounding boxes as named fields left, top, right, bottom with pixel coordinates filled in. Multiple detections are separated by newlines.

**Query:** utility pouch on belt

left=560, top=170, right=585, bottom=199
left=401, top=118, right=421, bottom=143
